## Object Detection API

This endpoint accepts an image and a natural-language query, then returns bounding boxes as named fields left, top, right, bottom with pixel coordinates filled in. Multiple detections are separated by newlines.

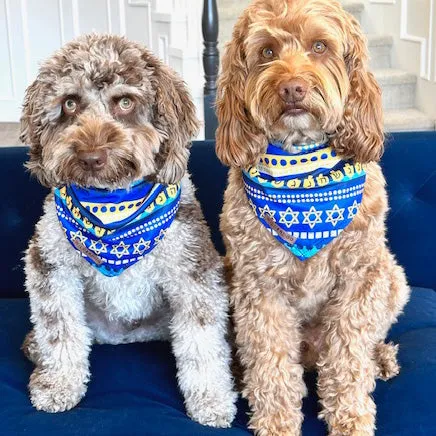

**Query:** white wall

left=0, top=0, right=205, bottom=136
left=362, top=0, right=436, bottom=119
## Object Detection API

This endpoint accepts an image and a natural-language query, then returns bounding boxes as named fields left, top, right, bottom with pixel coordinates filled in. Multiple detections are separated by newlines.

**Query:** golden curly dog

left=216, top=1, right=410, bottom=435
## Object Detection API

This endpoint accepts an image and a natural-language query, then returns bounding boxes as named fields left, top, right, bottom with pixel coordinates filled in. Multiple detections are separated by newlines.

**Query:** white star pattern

left=279, top=207, right=300, bottom=228
left=133, top=237, right=151, bottom=255
left=110, top=241, right=131, bottom=259
left=347, top=200, right=359, bottom=219
left=259, top=204, right=276, bottom=219
left=89, top=239, right=108, bottom=255
left=70, top=230, right=88, bottom=244
left=302, top=206, right=323, bottom=229
left=154, top=229, right=168, bottom=244
left=248, top=199, right=257, bottom=212
left=326, top=204, right=345, bottom=227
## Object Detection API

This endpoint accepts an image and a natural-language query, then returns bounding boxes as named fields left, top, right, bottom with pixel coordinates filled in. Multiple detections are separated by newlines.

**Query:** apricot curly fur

left=217, top=1, right=410, bottom=435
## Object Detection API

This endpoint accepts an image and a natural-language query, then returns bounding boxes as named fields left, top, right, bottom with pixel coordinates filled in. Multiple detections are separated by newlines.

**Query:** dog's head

left=20, top=34, right=199, bottom=188
left=216, top=0, right=383, bottom=167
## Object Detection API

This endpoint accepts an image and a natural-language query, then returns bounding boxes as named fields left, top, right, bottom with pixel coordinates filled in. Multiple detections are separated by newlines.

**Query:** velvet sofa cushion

left=0, top=286, right=435, bottom=436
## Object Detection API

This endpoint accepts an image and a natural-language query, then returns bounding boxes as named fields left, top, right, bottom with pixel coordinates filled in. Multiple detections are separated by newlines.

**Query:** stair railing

left=202, top=0, right=219, bottom=139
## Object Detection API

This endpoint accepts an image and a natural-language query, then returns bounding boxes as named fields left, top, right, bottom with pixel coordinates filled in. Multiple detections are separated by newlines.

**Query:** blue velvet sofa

left=1, top=131, right=435, bottom=436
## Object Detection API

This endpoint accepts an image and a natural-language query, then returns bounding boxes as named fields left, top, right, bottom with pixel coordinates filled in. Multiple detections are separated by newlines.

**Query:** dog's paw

left=327, top=413, right=375, bottom=436
left=22, top=330, right=41, bottom=365
left=29, top=368, right=88, bottom=413
left=185, top=390, right=237, bottom=428
left=375, top=341, right=400, bottom=381
left=249, top=412, right=303, bottom=436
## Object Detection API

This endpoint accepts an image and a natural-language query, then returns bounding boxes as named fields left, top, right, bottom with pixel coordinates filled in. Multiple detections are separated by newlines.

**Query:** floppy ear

left=216, top=15, right=266, bottom=168
left=332, top=14, right=384, bottom=163
left=20, top=79, right=50, bottom=185
left=152, top=62, right=199, bottom=184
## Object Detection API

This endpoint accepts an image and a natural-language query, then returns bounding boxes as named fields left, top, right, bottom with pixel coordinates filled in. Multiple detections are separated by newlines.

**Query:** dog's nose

left=78, top=150, right=107, bottom=171
left=278, top=79, right=308, bottom=103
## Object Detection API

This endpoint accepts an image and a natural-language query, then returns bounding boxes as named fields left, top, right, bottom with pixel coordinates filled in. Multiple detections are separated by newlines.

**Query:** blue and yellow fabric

left=54, top=181, right=181, bottom=276
left=243, top=142, right=366, bottom=260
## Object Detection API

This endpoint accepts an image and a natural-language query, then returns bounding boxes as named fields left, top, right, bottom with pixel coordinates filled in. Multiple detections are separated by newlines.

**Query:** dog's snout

left=78, top=150, right=107, bottom=172
left=278, top=79, right=308, bottom=103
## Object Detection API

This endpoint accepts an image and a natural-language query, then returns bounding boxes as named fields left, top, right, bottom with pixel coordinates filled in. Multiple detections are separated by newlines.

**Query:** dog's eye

left=63, top=98, right=78, bottom=115
left=118, top=97, right=134, bottom=112
left=262, top=48, right=274, bottom=59
left=312, top=41, right=327, bottom=54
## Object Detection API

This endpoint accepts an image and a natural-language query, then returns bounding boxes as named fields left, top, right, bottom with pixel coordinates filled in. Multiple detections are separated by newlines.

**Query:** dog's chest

left=285, top=255, right=335, bottom=321
left=83, top=255, right=166, bottom=322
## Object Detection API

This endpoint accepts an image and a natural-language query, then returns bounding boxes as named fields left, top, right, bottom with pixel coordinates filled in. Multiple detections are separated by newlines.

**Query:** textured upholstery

left=0, top=147, right=48, bottom=298
left=382, top=132, right=436, bottom=290
left=0, top=131, right=435, bottom=435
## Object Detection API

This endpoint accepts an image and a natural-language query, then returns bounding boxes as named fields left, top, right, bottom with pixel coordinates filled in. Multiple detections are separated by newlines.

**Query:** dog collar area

left=54, top=180, right=181, bottom=276
left=243, top=142, right=366, bottom=260
left=269, top=140, right=329, bottom=154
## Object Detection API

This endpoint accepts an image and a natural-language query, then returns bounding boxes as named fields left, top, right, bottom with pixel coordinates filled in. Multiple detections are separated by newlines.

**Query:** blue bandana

left=54, top=181, right=181, bottom=276
left=243, top=142, right=366, bottom=260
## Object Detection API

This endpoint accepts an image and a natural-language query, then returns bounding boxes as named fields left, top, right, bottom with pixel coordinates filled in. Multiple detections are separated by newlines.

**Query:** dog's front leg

left=232, top=277, right=306, bottom=436
left=317, top=265, right=408, bottom=436
left=24, top=240, right=92, bottom=413
left=164, top=277, right=237, bottom=428
left=317, top=310, right=377, bottom=436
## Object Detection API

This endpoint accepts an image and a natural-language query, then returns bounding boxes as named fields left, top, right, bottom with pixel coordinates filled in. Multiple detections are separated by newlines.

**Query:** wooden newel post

left=202, top=0, right=219, bottom=140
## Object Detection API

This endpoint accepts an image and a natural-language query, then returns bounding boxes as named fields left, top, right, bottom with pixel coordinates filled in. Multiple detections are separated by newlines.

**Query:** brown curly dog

left=215, top=1, right=410, bottom=435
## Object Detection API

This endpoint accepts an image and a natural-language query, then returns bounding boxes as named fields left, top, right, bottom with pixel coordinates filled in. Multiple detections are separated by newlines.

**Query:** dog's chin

left=271, top=108, right=322, bottom=136
left=57, top=163, right=144, bottom=190
left=66, top=175, right=138, bottom=191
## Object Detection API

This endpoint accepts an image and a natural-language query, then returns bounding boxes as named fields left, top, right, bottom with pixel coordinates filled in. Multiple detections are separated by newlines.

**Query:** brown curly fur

left=19, top=34, right=239, bottom=425
left=20, top=33, right=199, bottom=189
left=216, top=1, right=410, bottom=435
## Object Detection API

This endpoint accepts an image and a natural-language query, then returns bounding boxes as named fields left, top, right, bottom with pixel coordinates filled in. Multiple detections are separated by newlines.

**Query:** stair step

left=374, top=69, right=417, bottom=110
left=384, top=109, right=435, bottom=132
left=342, top=1, right=365, bottom=13
left=219, top=1, right=249, bottom=21
left=367, top=34, right=393, bottom=69
left=342, top=1, right=364, bottom=21
left=218, top=0, right=248, bottom=45
left=367, top=34, right=393, bottom=47
left=374, top=69, right=416, bottom=85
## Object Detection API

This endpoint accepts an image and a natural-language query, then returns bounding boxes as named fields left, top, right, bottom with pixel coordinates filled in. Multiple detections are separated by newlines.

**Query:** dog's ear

left=20, top=79, right=50, bottom=186
left=216, top=15, right=266, bottom=168
left=332, top=14, right=384, bottom=163
left=152, top=62, right=199, bottom=184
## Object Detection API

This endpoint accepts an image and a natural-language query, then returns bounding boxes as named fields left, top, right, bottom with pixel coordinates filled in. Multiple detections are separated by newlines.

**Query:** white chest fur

left=83, top=255, right=165, bottom=323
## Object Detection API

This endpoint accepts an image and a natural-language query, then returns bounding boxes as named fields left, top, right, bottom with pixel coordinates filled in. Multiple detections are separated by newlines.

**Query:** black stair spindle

left=202, top=0, right=219, bottom=139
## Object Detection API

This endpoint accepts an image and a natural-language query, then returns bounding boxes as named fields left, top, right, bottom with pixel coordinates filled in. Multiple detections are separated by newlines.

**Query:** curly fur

left=216, top=1, right=410, bottom=435
left=21, top=34, right=237, bottom=426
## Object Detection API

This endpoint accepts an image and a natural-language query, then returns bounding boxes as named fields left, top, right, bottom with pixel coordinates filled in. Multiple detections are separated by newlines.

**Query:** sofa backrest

left=0, top=147, right=48, bottom=298
left=381, top=132, right=435, bottom=291
left=0, top=131, right=434, bottom=298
